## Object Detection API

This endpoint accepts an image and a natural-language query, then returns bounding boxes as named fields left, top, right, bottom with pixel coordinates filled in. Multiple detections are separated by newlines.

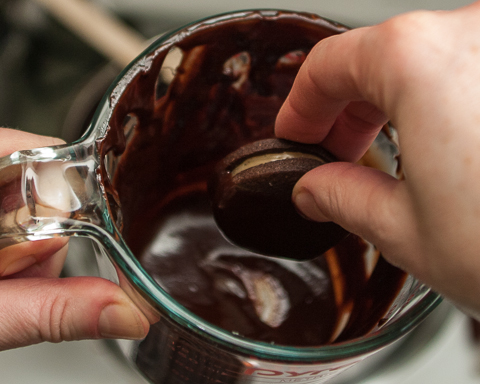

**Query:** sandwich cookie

left=208, top=138, right=349, bottom=260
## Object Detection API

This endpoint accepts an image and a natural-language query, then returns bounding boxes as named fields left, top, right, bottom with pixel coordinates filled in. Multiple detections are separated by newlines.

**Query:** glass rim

left=80, top=9, right=443, bottom=363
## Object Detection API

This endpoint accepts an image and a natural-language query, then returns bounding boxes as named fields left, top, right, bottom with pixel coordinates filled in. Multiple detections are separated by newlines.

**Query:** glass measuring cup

left=0, top=10, right=441, bottom=384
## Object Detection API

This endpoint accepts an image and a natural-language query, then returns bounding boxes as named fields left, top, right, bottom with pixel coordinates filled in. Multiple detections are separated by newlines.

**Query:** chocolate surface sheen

left=98, top=10, right=407, bottom=361
left=209, top=138, right=349, bottom=259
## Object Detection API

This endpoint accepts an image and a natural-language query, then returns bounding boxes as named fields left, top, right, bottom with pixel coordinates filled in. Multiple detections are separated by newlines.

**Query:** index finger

left=0, top=128, right=64, bottom=157
left=275, top=27, right=388, bottom=162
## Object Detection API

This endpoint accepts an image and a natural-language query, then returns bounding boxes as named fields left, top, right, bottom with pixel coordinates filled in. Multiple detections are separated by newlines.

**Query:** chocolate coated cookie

left=208, top=138, right=349, bottom=260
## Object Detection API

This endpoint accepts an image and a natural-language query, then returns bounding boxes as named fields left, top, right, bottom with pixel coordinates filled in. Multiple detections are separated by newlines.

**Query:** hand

left=275, top=2, right=480, bottom=318
left=0, top=128, right=149, bottom=351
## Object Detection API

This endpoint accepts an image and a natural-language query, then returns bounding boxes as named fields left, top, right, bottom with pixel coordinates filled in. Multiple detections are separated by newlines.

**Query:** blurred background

left=0, top=0, right=475, bottom=141
left=0, top=0, right=479, bottom=383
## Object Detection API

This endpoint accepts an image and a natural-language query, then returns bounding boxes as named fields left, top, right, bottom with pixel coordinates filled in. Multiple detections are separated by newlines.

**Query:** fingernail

left=293, top=189, right=329, bottom=222
left=98, top=303, right=147, bottom=340
left=1, top=256, right=36, bottom=276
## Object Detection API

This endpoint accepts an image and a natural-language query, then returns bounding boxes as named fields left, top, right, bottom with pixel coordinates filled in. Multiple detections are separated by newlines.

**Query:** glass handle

left=0, top=141, right=108, bottom=249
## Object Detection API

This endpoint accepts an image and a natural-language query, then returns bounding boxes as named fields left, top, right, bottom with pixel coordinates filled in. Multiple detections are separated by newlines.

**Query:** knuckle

left=38, top=280, right=89, bottom=343
left=347, top=10, right=450, bottom=113
left=377, top=11, right=443, bottom=70
left=39, top=293, right=68, bottom=343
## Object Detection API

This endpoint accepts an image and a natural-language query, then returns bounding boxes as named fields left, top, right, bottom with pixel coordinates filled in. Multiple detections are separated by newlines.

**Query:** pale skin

left=276, top=1, right=480, bottom=318
left=0, top=128, right=149, bottom=351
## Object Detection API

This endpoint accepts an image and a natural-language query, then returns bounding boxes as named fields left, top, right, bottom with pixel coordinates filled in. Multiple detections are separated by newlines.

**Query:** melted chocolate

left=140, top=191, right=338, bottom=345
left=208, top=138, right=349, bottom=259
left=98, top=10, right=406, bottom=350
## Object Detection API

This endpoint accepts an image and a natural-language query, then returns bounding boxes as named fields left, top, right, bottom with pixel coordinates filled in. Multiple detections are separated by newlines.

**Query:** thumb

left=292, top=163, right=418, bottom=269
left=0, top=277, right=150, bottom=351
